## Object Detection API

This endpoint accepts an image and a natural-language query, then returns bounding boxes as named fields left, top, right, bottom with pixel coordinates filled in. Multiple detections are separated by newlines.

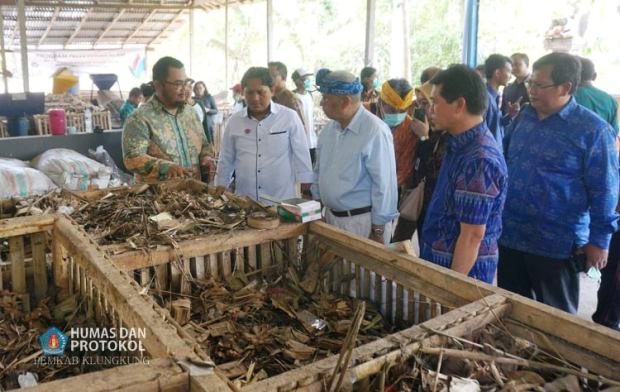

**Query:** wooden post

left=17, top=0, right=29, bottom=92
left=52, top=230, right=70, bottom=301
left=0, top=10, right=9, bottom=93
left=9, top=236, right=28, bottom=311
left=266, top=0, right=273, bottom=62
left=364, top=0, right=376, bottom=66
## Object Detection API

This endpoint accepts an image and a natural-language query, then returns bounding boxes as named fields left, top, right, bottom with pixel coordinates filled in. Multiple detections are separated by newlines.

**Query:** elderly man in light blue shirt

left=312, top=69, right=398, bottom=244
left=215, top=67, right=313, bottom=202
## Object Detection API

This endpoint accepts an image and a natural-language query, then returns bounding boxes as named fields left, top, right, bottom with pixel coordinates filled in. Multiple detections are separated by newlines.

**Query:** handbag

left=399, top=178, right=425, bottom=221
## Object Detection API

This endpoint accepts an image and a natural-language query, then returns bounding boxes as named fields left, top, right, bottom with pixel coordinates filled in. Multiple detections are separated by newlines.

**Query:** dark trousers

left=593, top=231, right=620, bottom=330
left=498, top=245, right=580, bottom=314
left=309, top=148, right=316, bottom=166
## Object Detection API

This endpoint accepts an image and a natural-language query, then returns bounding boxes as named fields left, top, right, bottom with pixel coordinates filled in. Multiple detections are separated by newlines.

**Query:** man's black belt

left=330, top=206, right=372, bottom=218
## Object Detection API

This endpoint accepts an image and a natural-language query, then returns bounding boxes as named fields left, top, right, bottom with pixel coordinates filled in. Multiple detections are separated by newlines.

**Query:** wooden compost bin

left=0, top=215, right=230, bottom=392
left=107, top=221, right=620, bottom=391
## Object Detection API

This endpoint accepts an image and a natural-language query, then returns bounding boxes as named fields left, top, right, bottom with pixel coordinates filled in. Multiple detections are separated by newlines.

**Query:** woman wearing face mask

left=373, top=79, right=421, bottom=242
left=361, top=66, right=380, bottom=113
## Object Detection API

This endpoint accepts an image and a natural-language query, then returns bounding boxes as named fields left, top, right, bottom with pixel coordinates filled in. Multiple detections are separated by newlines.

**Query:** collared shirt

left=392, top=115, right=419, bottom=188
left=501, top=97, right=619, bottom=259
left=122, top=96, right=212, bottom=182
left=119, top=100, right=138, bottom=126
left=421, top=122, right=507, bottom=283
left=484, top=84, right=504, bottom=145
left=295, top=91, right=317, bottom=148
left=574, top=84, right=619, bottom=134
left=215, top=102, right=312, bottom=202
left=501, top=78, right=530, bottom=116
left=312, top=105, right=398, bottom=225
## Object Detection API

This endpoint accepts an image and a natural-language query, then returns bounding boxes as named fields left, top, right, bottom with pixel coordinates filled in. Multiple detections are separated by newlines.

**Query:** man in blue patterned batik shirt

left=420, top=65, right=508, bottom=283
left=499, top=52, right=620, bottom=314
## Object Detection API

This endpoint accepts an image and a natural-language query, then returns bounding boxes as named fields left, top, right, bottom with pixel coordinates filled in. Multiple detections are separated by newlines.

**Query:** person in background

left=215, top=67, right=312, bottom=202
left=420, top=66, right=441, bottom=84
left=360, top=66, right=380, bottom=113
left=140, top=82, right=155, bottom=102
left=501, top=53, right=531, bottom=117
left=574, top=57, right=619, bottom=134
left=392, top=81, right=449, bottom=243
left=120, top=87, right=143, bottom=126
left=499, top=53, right=619, bottom=314
left=123, top=56, right=214, bottom=182
left=312, top=68, right=398, bottom=244
left=484, top=54, right=512, bottom=144
left=268, top=61, right=307, bottom=130
left=475, top=65, right=486, bottom=81
left=193, top=81, right=218, bottom=144
left=421, top=65, right=508, bottom=283
left=231, top=83, right=246, bottom=113
left=292, top=68, right=318, bottom=164
left=183, top=78, right=204, bottom=125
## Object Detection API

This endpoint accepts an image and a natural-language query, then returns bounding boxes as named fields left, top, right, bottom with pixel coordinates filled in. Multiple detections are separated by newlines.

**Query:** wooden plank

left=395, top=284, right=404, bottom=325
left=247, top=245, right=257, bottom=271
left=208, top=254, right=219, bottom=277
left=505, top=319, right=620, bottom=382
left=274, top=240, right=285, bottom=270
left=31, top=232, right=48, bottom=304
left=385, top=279, right=393, bottom=323
left=260, top=242, right=272, bottom=270
left=53, top=217, right=209, bottom=361
left=140, top=268, right=150, bottom=287
left=156, top=264, right=168, bottom=291
left=343, top=260, right=351, bottom=296
left=0, top=215, right=55, bottom=238
left=287, top=237, right=297, bottom=267
left=407, top=289, right=415, bottom=325
left=109, top=224, right=306, bottom=271
left=363, top=267, right=371, bottom=300
left=373, top=272, right=381, bottom=309
left=221, top=250, right=232, bottom=277
left=23, top=358, right=188, bottom=392
left=195, top=255, right=206, bottom=279
left=419, top=294, right=428, bottom=323
left=354, top=264, right=361, bottom=299
left=52, top=228, right=71, bottom=301
left=245, top=294, right=511, bottom=391
left=9, top=236, right=28, bottom=311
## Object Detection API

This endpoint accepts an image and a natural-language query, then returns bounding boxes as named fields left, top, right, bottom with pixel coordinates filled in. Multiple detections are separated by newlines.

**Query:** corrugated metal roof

left=0, top=0, right=259, bottom=49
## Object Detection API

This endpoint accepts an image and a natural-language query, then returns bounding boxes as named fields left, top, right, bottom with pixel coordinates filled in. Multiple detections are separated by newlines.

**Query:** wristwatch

left=371, top=225, right=385, bottom=236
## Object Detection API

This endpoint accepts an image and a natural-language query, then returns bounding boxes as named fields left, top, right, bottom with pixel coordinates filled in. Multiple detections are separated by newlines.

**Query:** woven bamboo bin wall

left=0, top=215, right=230, bottom=392
left=108, top=221, right=620, bottom=391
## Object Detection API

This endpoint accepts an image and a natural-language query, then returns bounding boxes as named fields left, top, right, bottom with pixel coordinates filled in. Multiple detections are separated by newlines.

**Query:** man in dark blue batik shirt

left=500, top=52, right=619, bottom=314
left=421, top=65, right=508, bottom=284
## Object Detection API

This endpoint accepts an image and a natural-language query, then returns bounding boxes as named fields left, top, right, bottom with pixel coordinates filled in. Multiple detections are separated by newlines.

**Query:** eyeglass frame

left=525, top=80, right=562, bottom=91
left=162, top=80, right=187, bottom=90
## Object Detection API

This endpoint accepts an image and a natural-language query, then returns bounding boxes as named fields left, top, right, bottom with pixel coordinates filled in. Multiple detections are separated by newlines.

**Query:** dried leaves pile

left=6, top=182, right=266, bottom=250
left=0, top=291, right=115, bottom=390
left=385, top=324, right=618, bottom=392
left=154, top=267, right=395, bottom=388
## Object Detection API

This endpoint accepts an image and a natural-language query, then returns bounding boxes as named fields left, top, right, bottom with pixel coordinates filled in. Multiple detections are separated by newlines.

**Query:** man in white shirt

left=292, top=68, right=318, bottom=164
left=215, top=66, right=313, bottom=203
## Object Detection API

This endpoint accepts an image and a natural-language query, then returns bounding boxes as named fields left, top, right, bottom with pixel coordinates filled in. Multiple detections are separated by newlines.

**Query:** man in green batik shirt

left=122, top=56, right=214, bottom=182
left=575, top=57, right=619, bottom=134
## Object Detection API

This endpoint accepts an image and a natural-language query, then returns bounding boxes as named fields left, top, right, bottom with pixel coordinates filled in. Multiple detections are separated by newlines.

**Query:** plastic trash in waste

left=18, top=372, right=38, bottom=387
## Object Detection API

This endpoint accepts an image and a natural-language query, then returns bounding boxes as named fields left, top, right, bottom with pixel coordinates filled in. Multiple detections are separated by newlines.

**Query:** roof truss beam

left=64, top=8, right=92, bottom=48
left=37, top=6, right=60, bottom=47
left=147, top=8, right=184, bottom=48
left=93, top=8, right=125, bottom=47
left=123, top=9, right=156, bottom=47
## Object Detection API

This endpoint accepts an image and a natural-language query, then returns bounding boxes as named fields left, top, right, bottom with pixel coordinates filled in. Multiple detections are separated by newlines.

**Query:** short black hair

left=431, top=64, right=488, bottom=116
left=268, top=61, right=288, bottom=80
left=360, top=66, right=376, bottom=80
left=386, top=78, right=413, bottom=99
left=241, top=67, right=273, bottom=88
left=420, top=66, right=441, bottom=84
left=532, top=52, right=581, bottom=94
left=129, top=87, right=142, bottom=97
left=511, top=52, right=529, bottom=67
left=140, top=82, right=155, bottom=98
left=578, top=57, right=595, bottom=82
left=152, top=56, right=184, bottom=82
left=484, top=54, right=512, bottom=80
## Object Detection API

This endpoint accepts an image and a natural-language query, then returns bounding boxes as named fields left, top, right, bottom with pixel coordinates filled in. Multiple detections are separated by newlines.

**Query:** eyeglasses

left=525, top=81, right=560, bottom=91
left=163, top=80, right=186, bottom=90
